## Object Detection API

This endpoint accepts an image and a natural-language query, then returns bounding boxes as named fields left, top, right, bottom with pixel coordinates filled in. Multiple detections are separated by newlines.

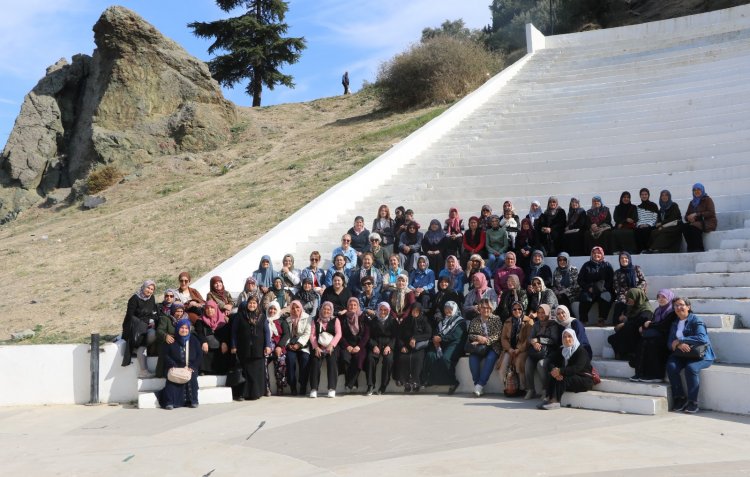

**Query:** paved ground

left=2, top=392, right=750, bottom=476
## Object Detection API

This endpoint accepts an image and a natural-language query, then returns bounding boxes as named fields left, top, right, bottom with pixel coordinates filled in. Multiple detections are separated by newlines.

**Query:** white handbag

left=167, top=339, right=192, bottom=384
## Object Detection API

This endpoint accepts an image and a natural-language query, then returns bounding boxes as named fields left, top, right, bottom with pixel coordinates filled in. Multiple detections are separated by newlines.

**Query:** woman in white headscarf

left=538, top=328, right=594, bottom=410
left=423, top=301, right=467, bottom=394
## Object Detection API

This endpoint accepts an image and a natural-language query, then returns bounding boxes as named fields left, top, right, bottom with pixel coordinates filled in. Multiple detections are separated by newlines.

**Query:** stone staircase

left=136, top=357, right=233, bottom=409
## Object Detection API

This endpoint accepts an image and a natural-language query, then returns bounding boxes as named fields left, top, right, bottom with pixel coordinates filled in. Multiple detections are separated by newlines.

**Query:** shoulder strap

left=185, top=339, right=190, bottom=367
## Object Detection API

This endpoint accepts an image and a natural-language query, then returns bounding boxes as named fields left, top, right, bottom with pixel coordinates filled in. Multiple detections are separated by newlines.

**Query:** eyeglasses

left=512, top=308, right=523, bottom=312
left=310, top=258, right=319, bottom=262
left=179, top=279, right=189, bottom=283
left=165, top=294, right=174, bottom=298
left=370, top=239, right=380, bottom=242
left=342, top=239, right=351, bottom=243
left=674, top=303, right=688, bottom=308
left=363, top=282, right=373, bottom=286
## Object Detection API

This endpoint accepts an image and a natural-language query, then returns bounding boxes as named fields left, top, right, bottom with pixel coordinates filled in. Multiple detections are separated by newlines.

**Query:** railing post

left=88, top=333, right=100, bottom=405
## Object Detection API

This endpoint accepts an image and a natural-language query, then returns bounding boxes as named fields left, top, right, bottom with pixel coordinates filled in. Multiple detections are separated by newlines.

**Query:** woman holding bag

left=524, top=304, right=559, bottom=400
left=159, top=319, right=202, bottom=410
left=466, top=298, right=502, bottom=397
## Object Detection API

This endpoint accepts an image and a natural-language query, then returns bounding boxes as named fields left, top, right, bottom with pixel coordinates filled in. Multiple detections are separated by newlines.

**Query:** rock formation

left=0, top=5, right=237, bottom=223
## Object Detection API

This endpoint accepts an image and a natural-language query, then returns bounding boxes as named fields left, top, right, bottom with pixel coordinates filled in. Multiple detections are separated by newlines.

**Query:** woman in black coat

left=121, top=280, right=159, bottom=374
left=395, top=303, right=433, bottom=392
left=539, top=328, right=594, bottom=410
left=608, top=288, right=653, bottom=361
left=577, top=246, right=614, bottom=325
left=158, top=319, right=202, bottom=409
left=535, top=197, right=567, bottom=257
left=230, top=297, right=272, bottom=401
left=365, top=302, right=397, bottom=395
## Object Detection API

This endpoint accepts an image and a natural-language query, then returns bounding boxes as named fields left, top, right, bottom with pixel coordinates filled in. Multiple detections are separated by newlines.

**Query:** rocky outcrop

left=0, top=6, right=237, bottom=223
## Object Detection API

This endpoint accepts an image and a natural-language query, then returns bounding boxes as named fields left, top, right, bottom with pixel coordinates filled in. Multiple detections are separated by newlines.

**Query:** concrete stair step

left=137, top=386, right=233, bottom=409
left=721, top=239, right=750, bottom=249
left=560, top=390, right=668, bottom=415
left=687, top=298, right=750, bottom=328
left=138, top=375, right=227, bottom=392
left=708, top=329, right=750, bottom=364
left=594, top=377, right=669, bottom=398
left=696, top=261, right=750, bottom=273
left=666, top=286, right=750, bottom=299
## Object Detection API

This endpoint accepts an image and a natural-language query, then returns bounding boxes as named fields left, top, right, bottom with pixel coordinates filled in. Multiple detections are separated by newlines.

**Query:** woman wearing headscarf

left=461, top=216, right=486, bottom=268
left=554, top=305, right=592, bottom=358
left=175, top=272, right=205, bottom=323
left=285, top=299, right=312, bottom=395
left=552, top=252, right=580, bottom=314
left=372, top=205, right=396, bottom=256
left=264, top=301, right=291, bottom=395
left=438, top=255, right=465, bottom=296
left=207, top=276, right=235, bottom=316
left=612, top=252, right=648, bottom=325
left=339, top=297, right=370, bottom=392
left=155, top=303, right=198, bottom=379
left=158, top=289, right=179, bottom=317
left=399, top=221, right=423, bottom=272
left=514, top=218, right=536, bottom=271
left=393, top=206, right=406, bottom=250
left=496, top=302, right=533, bottom=394
left=238, top=277, right=264, bottom=306
left=646, top=190, right=683, bottom=253
left=230, top=297, right=271, bottom=401
left=252, top=255, right=277, bottom=295
left=525, top=249, right=552, bottom=291
left=295, top=277, right=320, bottom=319
left=563, top=198, right=588, bottom=257
left=500, top=204, right=520, bottom=249
left=493, top=251, right=525, bottom=296
left=538, top=328, right=594, bottom=410
left=262, top=276, right=293, bottom=317
left=423, top=301, right=466, bottom=393
left=536, top=197, right=567, bottom=256
left=409, top=255, right=435, bottom=309
left=485, top=214, right=510, bottom=273
left=444, top=207, right=464, bottom=258
left=682, top=183, right=717, bottom=252
left=194, top=300, right=230, bottom=375
left=634, top=188, right=659, bottom=253
left=365, top=302, right=397, bottom=395
left=526, top=277, right=558, bottom=319
left=158, top=319, right=202, bottom=409
left=395, top=302, right=433, bottom=392
left=463, top=272, right=498, bottom=321
left=585, top=196, right=613, bottom=253
left=526, top=200, right=543, bottom=228
left=423, top=219, right=447, bottom=275
left=467, top=298, right=502, bottom=397
left=389, top=273, right=416, bottom=322
left=279, top=253, right=302, bottom=295
left=631, top=289, right=677, bottom=383
left=577, top=246, right=614, bottom=326
left=478, top=204, right=493, bottom=230
left=121, top=280, right=159, bottom=375
left=608, top=288, right=654, bottom=362
left=495, top=274, right=528, bottom=324
left=308, top=301, right=342, bottom=398
left=524, top=304, right=559, bottom=400
left=429, top=276, right=463, bottom=324
left=666, top=297, right=715, bottom=413
left=611, top=191, right=639, bottom=253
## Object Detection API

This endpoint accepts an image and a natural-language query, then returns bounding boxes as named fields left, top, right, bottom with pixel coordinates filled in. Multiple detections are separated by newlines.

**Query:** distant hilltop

left=0, top=5, right=237, bottom=224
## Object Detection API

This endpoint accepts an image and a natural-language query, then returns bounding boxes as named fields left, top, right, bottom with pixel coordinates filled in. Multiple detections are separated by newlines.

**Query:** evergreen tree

left=189, top=0, right=306, bottom=107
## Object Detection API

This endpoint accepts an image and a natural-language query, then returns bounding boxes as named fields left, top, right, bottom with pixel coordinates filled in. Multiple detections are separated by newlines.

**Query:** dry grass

left=0, top=92, right=446, bottom=343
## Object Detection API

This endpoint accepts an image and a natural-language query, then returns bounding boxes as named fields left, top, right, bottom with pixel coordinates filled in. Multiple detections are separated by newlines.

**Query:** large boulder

left=0, top=6, right=237, bottom=223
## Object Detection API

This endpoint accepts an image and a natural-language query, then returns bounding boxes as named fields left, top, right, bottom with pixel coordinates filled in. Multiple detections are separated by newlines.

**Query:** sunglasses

left=342, top=239, right=351, bottom=243
left=165, top=294, right=174, bottom=298
left=179, top=279, right=189, bottom=283
left=512, top=307, right=523, bottom=312
left=310, top=258, right=319, bottom=262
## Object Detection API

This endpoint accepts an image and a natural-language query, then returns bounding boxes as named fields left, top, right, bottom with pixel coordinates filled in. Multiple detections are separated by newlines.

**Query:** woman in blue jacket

left=666, top=297, right=714, bottom=414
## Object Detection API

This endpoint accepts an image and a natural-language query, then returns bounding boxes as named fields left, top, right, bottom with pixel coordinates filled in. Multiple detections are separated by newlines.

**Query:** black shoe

left=684, top=401, right=699, bottom=414
left=672, top=397, right=688, bottom=412
left=447, top=384, right=458, bottom=395
left=411, top=382, right=420, bottom=393
left=629, top=375, right=641, bottom=382
left=234, top=397, right=245, bottom=402
left=289, top=385, right=298, bottom=396
left=404, top=382, right=413, bottom=392
left=378, top=387, right=386, bottom=395
left=189, top=402, right=199, bottom=408
left=365, top=386, right=374, bottom=396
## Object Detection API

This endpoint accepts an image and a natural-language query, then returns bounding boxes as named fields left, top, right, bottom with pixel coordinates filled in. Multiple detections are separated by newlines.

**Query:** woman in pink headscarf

left=462, top=272, right=498, bottom=320
left=194, top=300, right=231, bottom=375
left=444, top=207, right=464, bottom=257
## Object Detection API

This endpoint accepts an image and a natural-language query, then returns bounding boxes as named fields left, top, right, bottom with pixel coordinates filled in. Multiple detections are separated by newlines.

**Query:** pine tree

left=189, top=0, right=306, bottom=107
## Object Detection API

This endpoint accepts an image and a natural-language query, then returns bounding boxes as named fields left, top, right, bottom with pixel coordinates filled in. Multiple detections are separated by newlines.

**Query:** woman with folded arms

left=423, top=219, right=447, bottom=276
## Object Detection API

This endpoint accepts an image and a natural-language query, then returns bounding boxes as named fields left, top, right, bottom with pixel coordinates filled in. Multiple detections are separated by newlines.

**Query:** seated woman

left=158, top=289, right=179, bottom=317
left=612, top=252, right=647, bottom=325
left=372, top=205, right=396, bottom=256
left=552, top=252, right=580, bottom=314
left=666, top=297, right=715, bottom=413
left=237, top=277, right=263, bottom=306
left=300, top=251, right=326, bottom=295
left=339, top=298, right=370, bottom=392
left=611, top=191, right=638, bottom=254
left=382, top=254, right=405, bottom=297
left=554, top=305, right=592, bottom=358
left=325, top=254, right=350, bottom=288
left=349, top=252, right=383, bottom=298
left=348, top=216, right=370, bottom=265
left=121, top=280, right=159, bottom=375
left=230, top=297, right=271, bottom=401
left=607, top=288, right=653, bottom=362
left=585, top=196, right=613, bottom=254
left=295, top=278, right=320, bottom=319
left=524, top=304, right=559, bottom=400
left=465, top=254, right=492, bottom=291
left=493, top=251, right=525, bottom=296
left=463, top=273, right=498, bottom=321
left=682, top=183, right=717, bottom=253
left=444, top=207, right=464, bottom=258
left=485, top=215, right=510, bottom=273
left=514, top=218, right=536, bottom=271
left=155, top=303, right=196, bottom=379
left=635, top=188, right=659, bottom=253
left=262, top=276, right=293, bottom=317
left=423, top=219, right=447, bottom=276
left=495, top=274, right=528, bottom=324
left=461, top=216, right=486, bottom=268
left=265, top=301, right=290, bottom=395
left=285, top=300, right=312, bottom=395
left=399, top=222, right=423, bottom=272
left=252, top=255, right=277, bottom=295
left=279, top=254, right=302, bottom=295
left=409, top=255, right=435, bottom=309
left=389, top=273, right=416, bottom=322
left=500, top=205, right=520, bottom=250
left=194, top=300, right=231, bottom=375
left=439, top=255, right=465, bottom=296
left=207, top=276, right=235, bottom=316
left=321, top=272, right=352, bottom=318
left=646, top=189, right=683, bottom=253
left=175, top=272, right=205, bottom=322
left=577, top=246, right=614, bottom=326
left=467, top=298, right=502, bottom=397
left=539, top=328, right=594, bottom=410
left=367, top=234, right=390, bottom=273
left=393, top=206, right=406, bottom=251
left=536, top=197, right=567, bottom=256
left=478, top=204, right=493, bottom=230
left=496, top=302, right=533, bottom=394
left=526, top=277, right=558, bottom=320
left=563, top=198, right=588, bottom=257
left=525, top=249, right=552, bottom=291
left=365, top=302, right=396, bottom=395
left=395, top=302, right=433, bottom=392
left=423, top=301, right=466, bottom=393
left=358, top=276, right=380, bottom=320
left=430, top=276, right=463, bottom=324
left=158, top=318, right=202, bottom=409
left=331, top=234, right=357, bottom=268
left=308, top=301, right=342, bottom=399
left=631, top=289, right=677, bottom=383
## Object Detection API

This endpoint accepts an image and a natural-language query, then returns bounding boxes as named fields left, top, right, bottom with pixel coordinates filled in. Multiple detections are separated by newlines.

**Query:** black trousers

left=309, top=351, right=338, bottom=391
left=547, top=374, right=593, bottom=402
left=682, top=224, right=705, bottom=252
left=578, top=294, right=612, bottom=323
left=397, top=350, right=425, bottom=385
left=366, top=351, right=394, bottom=389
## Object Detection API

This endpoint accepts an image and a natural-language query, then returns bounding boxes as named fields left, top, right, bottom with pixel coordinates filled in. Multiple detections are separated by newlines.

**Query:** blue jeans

left=666, top=356, right=712, bottom=402
left=487, top=253, right=506, bottom=274
left=469, top=349, right=500, bottom=386
left=286, top=349, right=310, bottom=391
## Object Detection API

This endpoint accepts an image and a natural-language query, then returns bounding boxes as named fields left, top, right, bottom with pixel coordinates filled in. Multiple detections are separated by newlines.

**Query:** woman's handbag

left=167, top=340, right=192, bottom=384
left=414, top=340, right=429, bottom=351
left=504, top=364, right=521, bottom=397
left=225, top=356, right=246, bottom=387
left=672, top=344, right=708, bottom=360
left=527, top=337, right=551, bottom=360
left=465, top=342, right=489, bottom=357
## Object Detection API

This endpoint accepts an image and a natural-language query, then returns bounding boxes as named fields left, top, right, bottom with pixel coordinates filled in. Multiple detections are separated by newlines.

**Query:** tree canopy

left=189, top=0, right=306, bottom=107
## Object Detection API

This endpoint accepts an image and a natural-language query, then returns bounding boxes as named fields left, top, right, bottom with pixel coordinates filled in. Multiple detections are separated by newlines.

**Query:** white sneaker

left=524, top=390, right=535, bottom=400
left=138, top=370, right=155, bottom=379
left=474, top=384, right=483, bottom=397
left=327, top=390, right=336, bottom=398
left=309, top=390, right=317, bottom=399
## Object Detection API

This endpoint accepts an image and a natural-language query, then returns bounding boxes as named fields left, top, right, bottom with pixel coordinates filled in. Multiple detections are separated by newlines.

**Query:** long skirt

left=547, top=374, right=593, bottom=402
left=422, top=343, right=460, bottom=386
left=233, top=358, right=266, bottom=400
left=632, top=334, right=669, bottom=380
left=649, top=225, right=682, bottom=252
left=158, top=371, right=199, bottom=408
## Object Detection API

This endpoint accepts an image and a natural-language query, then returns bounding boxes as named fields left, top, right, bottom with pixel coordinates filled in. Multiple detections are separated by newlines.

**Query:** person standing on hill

left=342, top=71, right=350, bottom=95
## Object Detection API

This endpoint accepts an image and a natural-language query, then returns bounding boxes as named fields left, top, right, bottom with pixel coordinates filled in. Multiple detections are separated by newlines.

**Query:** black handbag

left=465, top=342, right=489, bottom=357
left=527, top=336, right=551, bottom=360
left=672, top=344, right=708, bottom=360
left=225, top=357, right=246, bottom=387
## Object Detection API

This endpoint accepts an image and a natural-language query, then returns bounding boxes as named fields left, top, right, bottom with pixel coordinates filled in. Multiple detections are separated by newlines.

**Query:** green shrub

left=86, top=165, right=123, bottom=194
left=375, top=36, right=504, bottom=110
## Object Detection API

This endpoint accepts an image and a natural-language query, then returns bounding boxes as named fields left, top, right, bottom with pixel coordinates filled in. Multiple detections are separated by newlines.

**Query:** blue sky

left=0, top=0, right=492, bottom=148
